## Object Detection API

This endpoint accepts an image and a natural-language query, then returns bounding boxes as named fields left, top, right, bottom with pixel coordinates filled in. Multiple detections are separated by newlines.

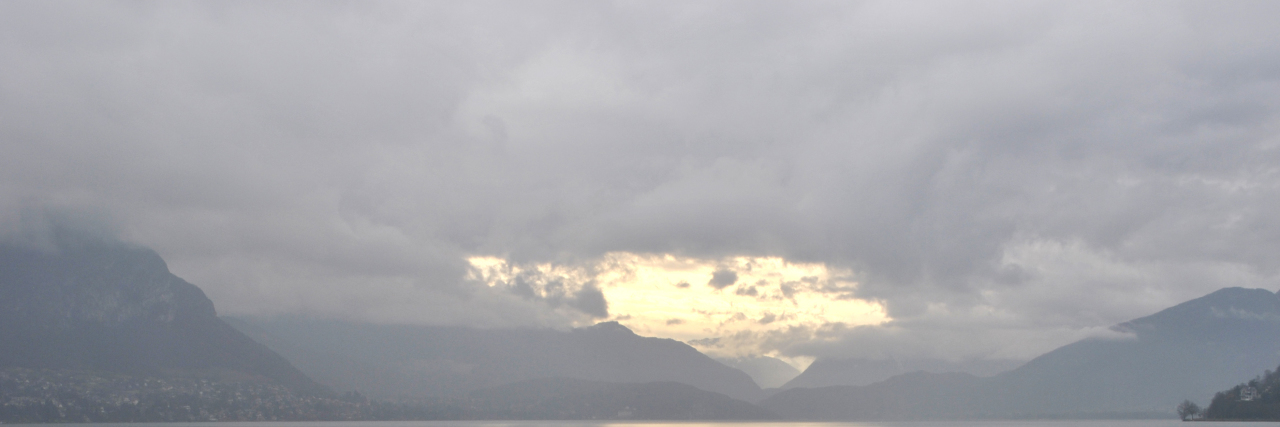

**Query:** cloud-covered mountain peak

left=1116, top=287, right=1280, bottom=338
left=0, top=228, right=213, bottom=327
left=0, top=233, right=327, bottom=394
left=577, top=320, right=638, bottom=337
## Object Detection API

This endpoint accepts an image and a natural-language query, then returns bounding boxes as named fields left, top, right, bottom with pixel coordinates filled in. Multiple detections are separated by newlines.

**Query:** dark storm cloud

left=708, top=269, right=738, bottom=290
left=3, top=0, right=1280, bottom=358
left=569, top=283, right=608, bottom=319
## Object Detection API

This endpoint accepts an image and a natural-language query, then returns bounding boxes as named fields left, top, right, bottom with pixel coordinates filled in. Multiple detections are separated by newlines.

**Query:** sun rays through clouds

left=467, top=253, right=889, bottom=359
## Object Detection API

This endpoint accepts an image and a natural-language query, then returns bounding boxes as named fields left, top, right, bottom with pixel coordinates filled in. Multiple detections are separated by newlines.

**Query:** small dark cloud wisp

left=708, top=270, right=738, bottom=290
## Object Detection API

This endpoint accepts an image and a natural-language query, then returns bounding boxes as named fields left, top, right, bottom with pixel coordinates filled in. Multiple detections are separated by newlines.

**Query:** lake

left=6, top=421, right=1271, bottom=427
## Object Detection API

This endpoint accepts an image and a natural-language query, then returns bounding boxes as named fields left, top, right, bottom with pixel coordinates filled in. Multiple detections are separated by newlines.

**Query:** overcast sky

left=3, top=0, right=1280, bottom=363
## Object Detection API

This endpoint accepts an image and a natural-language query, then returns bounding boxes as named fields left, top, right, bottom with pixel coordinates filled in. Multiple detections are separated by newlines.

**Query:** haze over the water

left=2, top=1, right=1279, bottom=365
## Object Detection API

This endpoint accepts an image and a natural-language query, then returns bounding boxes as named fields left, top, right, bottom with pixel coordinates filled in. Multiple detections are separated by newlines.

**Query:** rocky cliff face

left=0, top=235, right=212, bottom=328
left=0, top=231, right=327, bottom=395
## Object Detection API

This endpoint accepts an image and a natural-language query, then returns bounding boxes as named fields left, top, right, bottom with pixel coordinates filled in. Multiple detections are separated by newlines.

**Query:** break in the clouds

left=3, top=0, right=1280, bottom=362
left=466, top=253, right=886, bottom=360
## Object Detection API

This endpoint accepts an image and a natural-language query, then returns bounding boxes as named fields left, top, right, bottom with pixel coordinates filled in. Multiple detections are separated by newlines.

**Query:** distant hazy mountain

left=227, top=317, right=765, bottom=402
left=763, top=371, right=985, bottom=420
left=780, top=357, right=1020, bottom=389
left=460, top=377, right=777, bottom=420
left=716, top=356, right=800, bottom=389
left=0, top=232, right=327, bottom=395
left=762, top=287, right=1280, bottom=419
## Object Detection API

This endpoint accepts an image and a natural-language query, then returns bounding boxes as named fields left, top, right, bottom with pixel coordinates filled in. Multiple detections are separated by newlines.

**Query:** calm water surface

left=13, top=421, right=1278, bottom=427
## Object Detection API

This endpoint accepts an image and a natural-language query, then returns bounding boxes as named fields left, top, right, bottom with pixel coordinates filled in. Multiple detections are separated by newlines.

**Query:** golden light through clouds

left=466, top=253, right=889, bottom=359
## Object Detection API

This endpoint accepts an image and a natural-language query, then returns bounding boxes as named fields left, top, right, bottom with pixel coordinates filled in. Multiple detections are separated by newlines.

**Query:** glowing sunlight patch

left=466, top=253, right=889, bottom=358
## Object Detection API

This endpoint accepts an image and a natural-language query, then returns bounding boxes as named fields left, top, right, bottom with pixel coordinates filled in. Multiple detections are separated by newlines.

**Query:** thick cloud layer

left=3, top=0, right=1280, bottom=360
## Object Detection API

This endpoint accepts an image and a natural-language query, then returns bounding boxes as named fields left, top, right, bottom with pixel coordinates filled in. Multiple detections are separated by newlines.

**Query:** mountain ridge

left=762, top=287, right=1280, bottom=419
left=716, top=356, right=801, bottom=389
left=226, top=316, right=767, bottom=403
left=780, top=357, right=1020, bottom=389
left=0, top=231, right=328, bottom=395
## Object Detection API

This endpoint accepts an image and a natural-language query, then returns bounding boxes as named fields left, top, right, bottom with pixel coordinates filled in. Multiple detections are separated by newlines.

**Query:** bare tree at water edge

left=1177, top=400, right=1200, bottom=421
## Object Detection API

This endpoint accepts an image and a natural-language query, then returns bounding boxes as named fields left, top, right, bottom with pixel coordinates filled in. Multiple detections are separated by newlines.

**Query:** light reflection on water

left=15, top=421, right=1268, bottom=427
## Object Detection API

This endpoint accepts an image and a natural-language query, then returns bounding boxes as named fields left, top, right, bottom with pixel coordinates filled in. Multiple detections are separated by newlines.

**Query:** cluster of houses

left=1240, top=386, right=1261, bottom=402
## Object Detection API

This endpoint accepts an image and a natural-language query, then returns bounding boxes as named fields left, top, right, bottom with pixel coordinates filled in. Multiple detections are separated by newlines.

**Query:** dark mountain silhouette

left=762, top=287, right=1280, bottom=419
left=0, top=231, right=327, bottom=395
left=780, top=357, right=1019, bottom=389
left=226, top=317, right=765, bottom=402
left=459, top=377, right=777, bottom=420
